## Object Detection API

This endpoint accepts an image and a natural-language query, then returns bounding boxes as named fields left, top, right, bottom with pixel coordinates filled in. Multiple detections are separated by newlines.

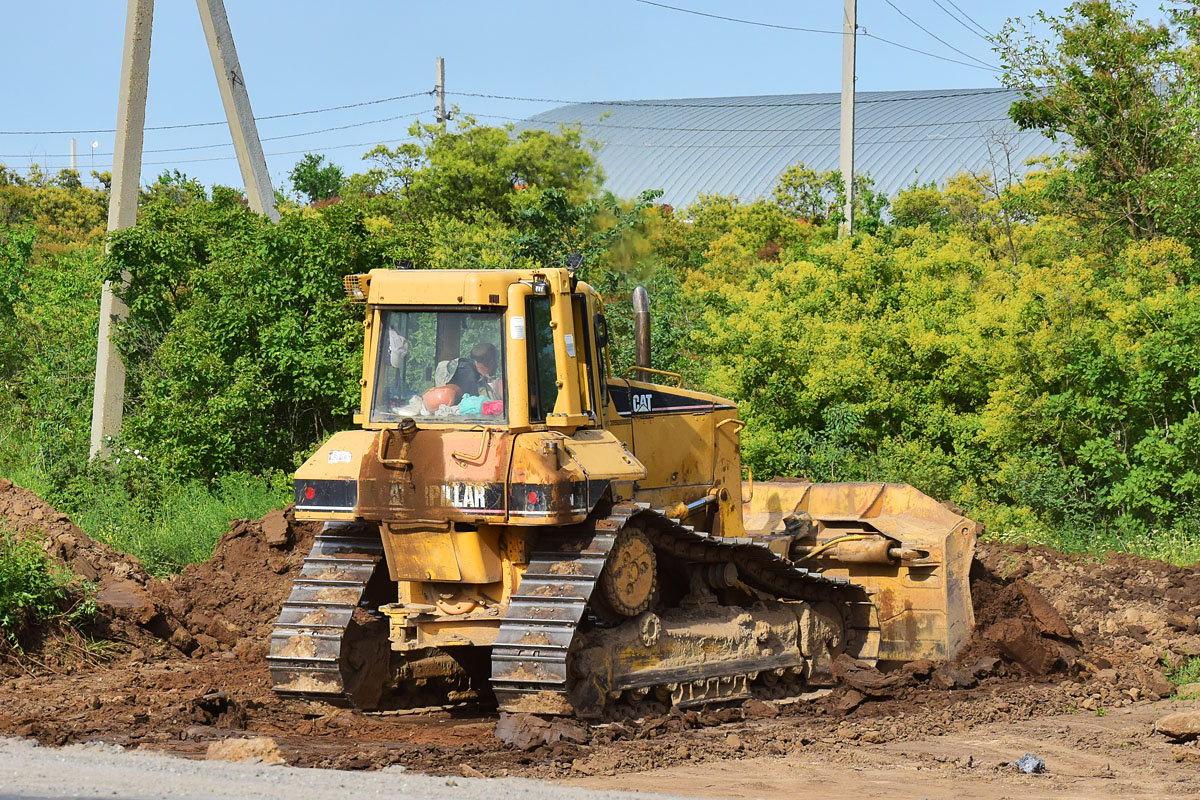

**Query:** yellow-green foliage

left=6, top=58, right=1200, bottom=571
left=0, top=168, right=107, bottom=247
left=666, top=178, right=1200, bottom=559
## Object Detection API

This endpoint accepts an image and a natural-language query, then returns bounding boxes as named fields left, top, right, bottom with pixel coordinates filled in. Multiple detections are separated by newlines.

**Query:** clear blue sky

left=0, top=1, right=1164, bottom=193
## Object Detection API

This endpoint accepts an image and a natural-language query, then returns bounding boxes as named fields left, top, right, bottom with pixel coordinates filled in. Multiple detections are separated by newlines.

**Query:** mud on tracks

left=1, top=479, right=1199, bottom=785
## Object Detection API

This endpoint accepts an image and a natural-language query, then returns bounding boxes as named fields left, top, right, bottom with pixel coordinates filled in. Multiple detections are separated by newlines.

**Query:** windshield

left=371, top=308, right=507, bottom=424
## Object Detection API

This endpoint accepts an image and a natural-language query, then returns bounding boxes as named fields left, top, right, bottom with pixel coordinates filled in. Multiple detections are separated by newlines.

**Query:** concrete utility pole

left=92, top=0, right=278, bottom=458
left=70, top=138, right=77, bottom=173
left=90, top=0, right=154, bottom=460
left=196, top=0, right=279, bottom=221
left=435, top=57, right=448, bottom=124
left=839, top=0, right=857, bottom=237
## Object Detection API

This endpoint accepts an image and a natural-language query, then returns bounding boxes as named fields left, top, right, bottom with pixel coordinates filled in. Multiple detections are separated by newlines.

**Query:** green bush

left=0, top=531, right=88, bottom=645
left=1169, top=655, right=1200, bottom=689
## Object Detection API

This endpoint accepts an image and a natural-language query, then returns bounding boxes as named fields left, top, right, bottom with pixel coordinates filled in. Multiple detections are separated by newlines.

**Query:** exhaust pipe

left=633, top=286, right=651, bottom=376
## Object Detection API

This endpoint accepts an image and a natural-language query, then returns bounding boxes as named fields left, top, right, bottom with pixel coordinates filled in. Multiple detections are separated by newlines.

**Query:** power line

left=632, top=0, right=840, bottom=35
left=450, top=88, right=1013, bottom=108
left=255, top=91, right=431, bottom=122
left=928, top=0, right=992, bottom=43
left=0, top=105, right=430, bottom=160
left=881, top=0, right=997, bottom=70
left=861, top=31, right=996, bottom=72
left=11, top=107, right=1016, bottom=162
left=1, top=89, right=1023, bottom=165
left=633, top=0, right=997, bottom=71
left=944, top=0, right=994, bottom=38
left=76, top=136, right=422, bottom=172
left=0, top=91, right=432, bottom=136
left=68, top=127, right=1027, bottom=168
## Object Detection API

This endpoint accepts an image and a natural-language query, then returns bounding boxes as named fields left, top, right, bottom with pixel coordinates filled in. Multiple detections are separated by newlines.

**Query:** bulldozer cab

left=355, top=268, right=609, bottom=435
left=306, top=266, right=745, bottom=532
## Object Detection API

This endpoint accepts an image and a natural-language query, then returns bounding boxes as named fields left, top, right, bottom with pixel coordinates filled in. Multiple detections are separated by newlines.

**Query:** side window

left=573, top=294, right=599, bottom=419
left=594, top=313, right=609, bottom=406
left=526, top=296, right=557, bottom=422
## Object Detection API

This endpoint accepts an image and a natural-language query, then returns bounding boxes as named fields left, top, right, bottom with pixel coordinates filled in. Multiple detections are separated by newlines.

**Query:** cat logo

left=632, top=393, right=653, bottom=413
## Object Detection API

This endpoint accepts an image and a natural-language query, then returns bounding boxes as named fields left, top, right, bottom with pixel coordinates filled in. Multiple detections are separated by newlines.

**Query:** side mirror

left=594, top=313, right=609, bottom=348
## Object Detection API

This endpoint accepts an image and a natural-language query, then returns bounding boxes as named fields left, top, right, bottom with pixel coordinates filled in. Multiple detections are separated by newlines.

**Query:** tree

left=997, top=1, right=1200, bottom=247
left=289, top=154, right=344, bottom=204
left=772, top=163, right=888, bottom=234
left=362, top=116, right=603, bottom=224
left=0, top=224, right=34, bottom=321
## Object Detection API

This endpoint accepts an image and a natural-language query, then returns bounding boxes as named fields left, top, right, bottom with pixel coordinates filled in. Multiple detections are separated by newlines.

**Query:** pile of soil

left=0, top=478, right=187, bottom=660
left=0, top=480, right=319, bottom=667
left=155, top=510, right=320, bottom=660
left=970, top=541, right=1200, bottom=697
left=0, top=478, right=1197, bottom=780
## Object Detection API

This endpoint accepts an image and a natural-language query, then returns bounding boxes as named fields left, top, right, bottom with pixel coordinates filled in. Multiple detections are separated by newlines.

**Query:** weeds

left=1167, top=655, right=1200, bottom=689
left=56, top=469, right=291, bottom=576
left=0, top=529, right=93, bottom=647
left=982, top=515, right=1200, bottom=568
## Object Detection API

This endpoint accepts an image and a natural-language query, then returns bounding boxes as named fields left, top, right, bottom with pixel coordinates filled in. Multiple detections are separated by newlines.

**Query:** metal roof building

left=526, top=87, right=1067, bottom=209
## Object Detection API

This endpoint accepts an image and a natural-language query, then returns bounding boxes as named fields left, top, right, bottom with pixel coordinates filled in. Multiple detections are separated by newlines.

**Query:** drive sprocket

left=598, top=526, right=657, bottom=617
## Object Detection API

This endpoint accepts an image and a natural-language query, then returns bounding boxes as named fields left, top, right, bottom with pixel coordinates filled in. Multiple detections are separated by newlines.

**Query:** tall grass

left=980, top=512, right=1200, bottom=567
left=0, top=416, right=290, bottom=575
left=59, top=471, right=292, bottom=576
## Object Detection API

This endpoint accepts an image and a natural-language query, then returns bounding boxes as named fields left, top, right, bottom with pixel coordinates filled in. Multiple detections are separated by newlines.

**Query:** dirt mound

left=157, top=509, right=320, bottom=660
left=975, top=541, right=1200, bottom=689
left=952, top=546, right=1082, bottom=679
left=0, top=479, right=190, bottom=658
left=3, top=477, right=1200, bottom=781
left=0, top=479, right=319, bottom=668
left=818, top=540, right=1198, bottom=714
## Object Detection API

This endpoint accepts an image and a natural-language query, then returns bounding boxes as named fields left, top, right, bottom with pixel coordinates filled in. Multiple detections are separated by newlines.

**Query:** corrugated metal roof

left=525, top=88, right=1066, bottom=208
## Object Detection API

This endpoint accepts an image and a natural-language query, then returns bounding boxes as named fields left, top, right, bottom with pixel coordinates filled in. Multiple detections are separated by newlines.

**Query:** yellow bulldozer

left=269, top=265, right=978, bottom=717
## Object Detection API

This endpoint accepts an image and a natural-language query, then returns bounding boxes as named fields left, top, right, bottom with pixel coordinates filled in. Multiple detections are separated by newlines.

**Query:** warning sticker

left=510, top=316, right=526, bottom=340
left=564, top=334, right=576, bottom=358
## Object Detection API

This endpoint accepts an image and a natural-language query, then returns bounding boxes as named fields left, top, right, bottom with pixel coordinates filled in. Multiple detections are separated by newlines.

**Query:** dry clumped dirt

left=1, top=476, right=1199, bottom=795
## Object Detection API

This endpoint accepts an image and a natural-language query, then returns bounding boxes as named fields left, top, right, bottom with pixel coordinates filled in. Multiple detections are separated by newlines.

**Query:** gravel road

left=0, top=738, right=686, bottom=800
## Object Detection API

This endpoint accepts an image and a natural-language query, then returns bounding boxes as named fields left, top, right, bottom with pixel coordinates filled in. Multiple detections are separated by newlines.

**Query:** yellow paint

left=380, top=525, right=502, bottom=583
left=743, top=481, right=979, bottom=662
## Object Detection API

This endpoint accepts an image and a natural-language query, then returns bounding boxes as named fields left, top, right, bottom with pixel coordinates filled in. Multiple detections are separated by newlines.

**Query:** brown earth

left=1, top=478, right=1199, bottom=797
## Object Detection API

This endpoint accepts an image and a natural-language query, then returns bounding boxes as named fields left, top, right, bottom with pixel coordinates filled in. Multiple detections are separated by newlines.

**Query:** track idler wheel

left=598, top=527, right=657, bottom=617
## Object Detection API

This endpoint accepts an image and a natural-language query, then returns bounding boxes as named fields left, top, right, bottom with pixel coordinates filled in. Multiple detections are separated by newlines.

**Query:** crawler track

left=267, top=523, right=389, bottom=707
left=490, top=502, right=880, bottom=717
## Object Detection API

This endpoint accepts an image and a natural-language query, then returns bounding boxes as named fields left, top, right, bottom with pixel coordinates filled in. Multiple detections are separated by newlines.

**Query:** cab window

left=371, top=309, right=506, bottom=423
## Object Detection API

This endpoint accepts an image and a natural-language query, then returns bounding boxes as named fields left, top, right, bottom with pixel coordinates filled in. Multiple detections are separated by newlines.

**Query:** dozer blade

left=743, top=481, right=979, bottom=665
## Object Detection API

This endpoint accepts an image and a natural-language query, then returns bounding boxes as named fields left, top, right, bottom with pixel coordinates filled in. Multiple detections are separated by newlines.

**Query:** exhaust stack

left=633, top=286, right=651, bottom=376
